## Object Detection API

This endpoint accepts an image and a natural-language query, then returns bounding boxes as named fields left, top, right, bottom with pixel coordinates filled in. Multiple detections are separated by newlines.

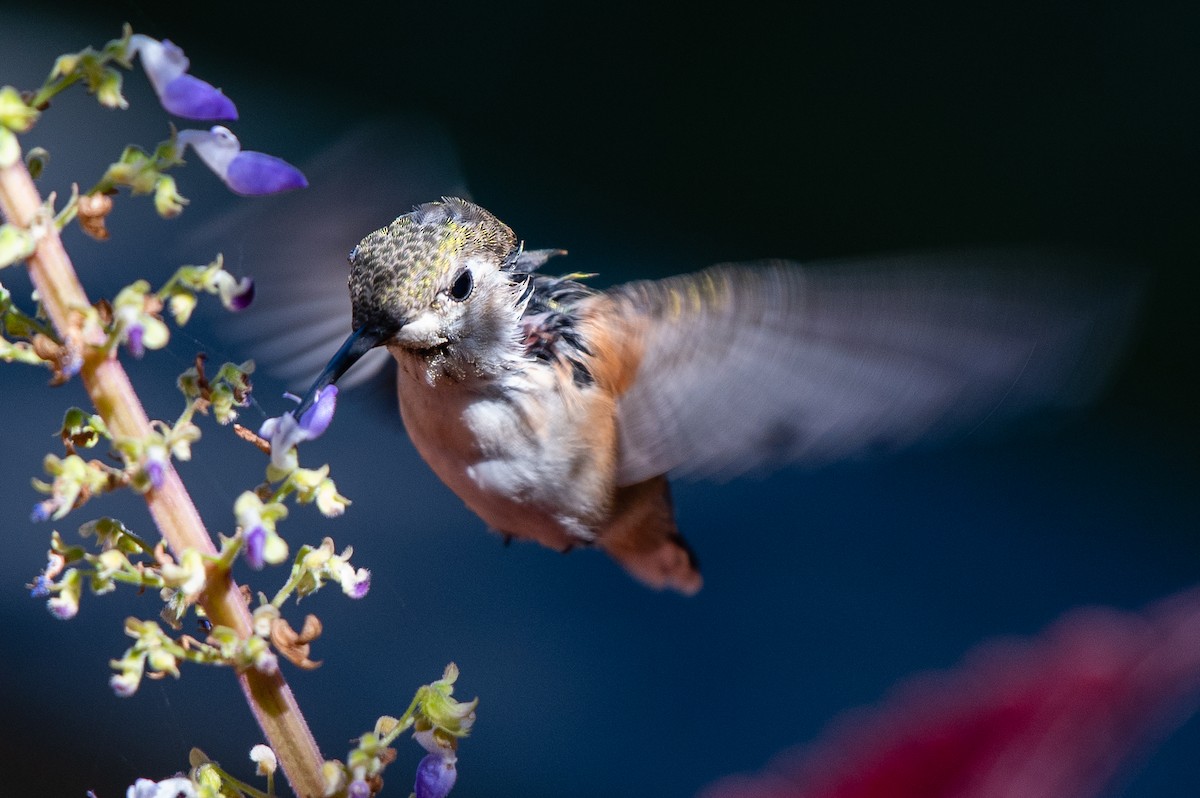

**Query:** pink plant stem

left=0, top=153, right=325, bottom=797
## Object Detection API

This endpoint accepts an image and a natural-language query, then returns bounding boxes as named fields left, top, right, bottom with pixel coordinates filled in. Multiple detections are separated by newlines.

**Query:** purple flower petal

left=255, top=650, right=279, bottom=675
left=414, top=754, right=457, bottom=798
left=347, top=780, right=371, bottom=798
left=127, top=324, right=145, bottom=359
left=30, top=502, right=51, bottom=523
left=175, top=127, right=238, bottom=178
left=259, top=413, right=303, bottom=470
left=258, top=386, right=339, bottom=468
left=130, top=34, right=237, bottom=122
left=160, top=74, right=238, bottom=120
left=145, top=458, right=165, bottom=490
left=243, top=525, right=266, bottom=570
left=29, top=575, right=51, bottom=598
left=226, top=277, right=255, bottom=311
left=63, top=350, right=82, bottom=377
left=224, top=151, right=308, bottom=196
left=47, top=596, right=78, bottom=620
left=110, top=673, right=138, bottom=698
left=346, top=568, right=371, bottom=599
left=298, top=385, right=338, bottom=439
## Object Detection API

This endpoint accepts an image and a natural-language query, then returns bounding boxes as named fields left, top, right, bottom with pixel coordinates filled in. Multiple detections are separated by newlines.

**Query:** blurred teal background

left=1, top=3, right=1198, bottom=796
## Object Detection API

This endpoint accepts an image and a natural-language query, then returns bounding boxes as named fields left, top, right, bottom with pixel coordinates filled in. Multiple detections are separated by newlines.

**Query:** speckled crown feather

left=347, top=197, right=518, bottom=331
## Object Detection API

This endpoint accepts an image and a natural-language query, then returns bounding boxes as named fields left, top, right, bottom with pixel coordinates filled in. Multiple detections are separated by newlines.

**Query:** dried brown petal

left=77, top=192, right=114, bottom=241
left=270, top=614, right=323, bottom=670
left=153, top=541, right=173, bottom=568
left=95, top=298, right=113, bottom=326
left=30, top=333, right=73, bottom=385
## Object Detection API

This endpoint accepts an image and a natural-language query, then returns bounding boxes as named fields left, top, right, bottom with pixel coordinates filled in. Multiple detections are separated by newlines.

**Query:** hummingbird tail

left=600, top=476, right=702, bottom=596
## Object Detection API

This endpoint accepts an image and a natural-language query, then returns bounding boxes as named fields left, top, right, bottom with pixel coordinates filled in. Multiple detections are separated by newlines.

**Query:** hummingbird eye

left=449, top=268, right=474, bottom=302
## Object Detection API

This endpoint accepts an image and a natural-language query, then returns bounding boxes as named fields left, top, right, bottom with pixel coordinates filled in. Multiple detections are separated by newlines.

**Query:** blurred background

left=1, top=2, right=1198, bottom=796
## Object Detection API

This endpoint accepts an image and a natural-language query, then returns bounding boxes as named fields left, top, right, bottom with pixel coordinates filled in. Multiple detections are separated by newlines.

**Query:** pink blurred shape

left=701, top=587, right=1200, bottom=798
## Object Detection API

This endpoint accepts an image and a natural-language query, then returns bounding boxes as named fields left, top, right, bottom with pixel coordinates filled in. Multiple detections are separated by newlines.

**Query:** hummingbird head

left=347, top=196, right=521, bottom=352
left=294, top=197, right=553, bottom=416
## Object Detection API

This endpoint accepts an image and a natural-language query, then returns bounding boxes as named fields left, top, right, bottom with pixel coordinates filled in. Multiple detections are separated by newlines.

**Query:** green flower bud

left=113, top=281, right=170, bottom=357
left=168, top=291, right=198, bottom=326
left=92, top=548, right=128, bottom=594
left=167, top=419, right=202, bottom=461
left=315, top=479, right=351, bottom=518
left=321, top=761, right=348, bottom=797
left=300, top=537, right=334, bottom=571
left=147, top=646, right=181, bottom=678
left=95, top=68, right=129, bottom=110
left=0, top=127, right=18, bottom=168
left=208, top=384, right=237, bottom=424
left=153, top=174, right=188, bottom=218
left=160, top=548, right=206, bottom=601
left=0, top=85, right=38, bottom=133
left=49, top=54, right=80, bottom=79
left=240, top=634, right=278, bottom=674
left=194, top=763, right=224, bottom=794
left=47, top=568, right=83, bottom=619
left=0, top=222, right=36, bottom=268
left=24, top=146, right=49, bottom=179
left=418, top=664, right=478, bottom=739
left=59, top=407, right=109, bottom=450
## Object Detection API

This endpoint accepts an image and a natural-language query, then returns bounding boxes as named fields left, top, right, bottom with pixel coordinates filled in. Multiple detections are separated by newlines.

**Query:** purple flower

left=128, top=35, right=237, bottom=120
left=175, top=127, right=307, bottom=196
left=298, top=385, right=338, bottom=438
left=110, top=672, right=139, bottom=698
left=126, top=777, right=197, bottom=798
left=144, top=448, right=167, bottom=490
left=243, top=524, right=267, bottom=570
left=29, top=575, right=51, bottom=598
left=347, top=780, right=371, bottom=798
left=63, top=350, right=82, bottom=378
left=224, top=277, right=255, bottom=311
left=30, top=501, right=52, bottom=523
left=145, top=459, right=164, bottom=489
left=341, top=566, right=371, bottom=599
left=258, top=386, right=338, bottom=469
left=414, top=754, right=457, bottom=798
left=126, top=323, right=145, bottom=358
left=47, top=594, right=78, bottom=620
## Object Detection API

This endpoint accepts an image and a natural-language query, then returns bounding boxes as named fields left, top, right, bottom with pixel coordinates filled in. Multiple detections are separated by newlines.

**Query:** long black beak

left=292, top=325, right=386, bottom=418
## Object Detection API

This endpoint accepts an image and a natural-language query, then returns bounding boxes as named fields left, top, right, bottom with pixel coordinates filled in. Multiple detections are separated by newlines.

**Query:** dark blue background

left=1, top=3, right=1197, bottom=796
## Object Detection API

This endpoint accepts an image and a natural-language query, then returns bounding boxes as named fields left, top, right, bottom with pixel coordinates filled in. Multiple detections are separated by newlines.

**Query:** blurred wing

left=597, top=251, right=1143, bottom=485
left=184, top=116, right=467, bottom=390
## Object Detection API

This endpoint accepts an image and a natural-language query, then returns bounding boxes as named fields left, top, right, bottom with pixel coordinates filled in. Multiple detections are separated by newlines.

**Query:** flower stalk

left=0, top=142, right=325, bottom=797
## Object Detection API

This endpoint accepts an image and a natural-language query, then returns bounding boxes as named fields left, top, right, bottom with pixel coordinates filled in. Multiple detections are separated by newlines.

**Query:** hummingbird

left=279, top=195, right=1140, bottom=594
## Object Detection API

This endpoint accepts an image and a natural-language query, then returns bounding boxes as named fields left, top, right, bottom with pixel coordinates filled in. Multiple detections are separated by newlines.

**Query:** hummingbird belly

left=392, top=352, right=619, bottom=552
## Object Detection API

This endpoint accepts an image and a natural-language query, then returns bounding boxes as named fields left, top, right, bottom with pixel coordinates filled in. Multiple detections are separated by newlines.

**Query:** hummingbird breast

left=391, top=345, right=621, bottom=552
